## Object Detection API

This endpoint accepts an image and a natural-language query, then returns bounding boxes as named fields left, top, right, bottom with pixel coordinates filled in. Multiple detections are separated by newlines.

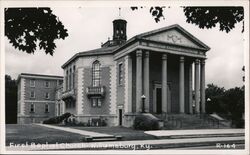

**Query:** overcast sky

left=5, top=6, right=245, bottom=89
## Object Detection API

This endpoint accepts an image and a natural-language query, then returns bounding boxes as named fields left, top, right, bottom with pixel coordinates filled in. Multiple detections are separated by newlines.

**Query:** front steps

left=153, top=113, right=232, bottom=130
left=84, top=135, right=122, bottom=142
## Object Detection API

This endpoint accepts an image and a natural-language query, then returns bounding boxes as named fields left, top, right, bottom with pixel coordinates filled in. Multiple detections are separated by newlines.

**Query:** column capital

left=144, top=51, right=149, bottom=58
left=195, top=59, right=200, bottom=64
left=200, top=59, right=206, bottom=65
left=162, top=54, right=167, bottom=60
left=136, top=50, right=142, bottom=57
left=180, top=56, right=185, bottom=62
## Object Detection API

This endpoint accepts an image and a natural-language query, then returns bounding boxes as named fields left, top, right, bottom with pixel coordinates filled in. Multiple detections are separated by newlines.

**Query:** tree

left=5, top=75, right=17, bottom=124
left=5, top=8, right=68, bottom=55
left=205, top=83, right=226, bottom=114
left=223, top=87, right=244, bottom=128
left=131, top=7, right=244, bottom=33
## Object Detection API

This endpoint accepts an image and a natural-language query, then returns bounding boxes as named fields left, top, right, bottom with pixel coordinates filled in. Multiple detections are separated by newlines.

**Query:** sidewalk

left=145, top=129, right=244, bottom=137
left=37, top=124, right=113, bottom=138
left=6, top=136, right=244, bottom=151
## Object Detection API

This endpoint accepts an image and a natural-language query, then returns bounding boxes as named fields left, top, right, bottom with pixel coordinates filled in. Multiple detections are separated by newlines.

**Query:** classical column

left=200, top=59, right=206, bottom=113
left=162, top=54, right=167, bottom=113
left=136, top=50, right=143, bottom=112
left=189, top=62, right=193, bottom=114
left=195, top=59, right=200, bottom=113
left=179, top=56, right=185, bottom=113
left=127, top=55, right=133, bottom=113
left=143, top=51, right=150, bottom=112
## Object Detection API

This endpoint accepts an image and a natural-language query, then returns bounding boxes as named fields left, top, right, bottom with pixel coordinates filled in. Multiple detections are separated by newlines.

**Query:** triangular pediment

left=138, top=24, right=210, bottom=50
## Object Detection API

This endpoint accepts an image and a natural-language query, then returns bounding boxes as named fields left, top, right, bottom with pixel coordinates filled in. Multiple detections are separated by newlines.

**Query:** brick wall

left=24, top=78, right=58, bottom=101
left=116, top=57, right=125, bottom=107
left=82, top=66, right=111, bottom=115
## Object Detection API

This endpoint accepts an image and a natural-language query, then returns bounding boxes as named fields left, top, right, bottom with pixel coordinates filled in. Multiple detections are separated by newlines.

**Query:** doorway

left=119, top=109, right=122, bottom=126
left=153, top=82, right=171, bottom=113
left=156, top=88, right=162, bottom=114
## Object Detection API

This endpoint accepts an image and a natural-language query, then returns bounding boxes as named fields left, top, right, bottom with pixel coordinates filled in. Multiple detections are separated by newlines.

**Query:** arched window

left=92, top=60, right=101, bottom=87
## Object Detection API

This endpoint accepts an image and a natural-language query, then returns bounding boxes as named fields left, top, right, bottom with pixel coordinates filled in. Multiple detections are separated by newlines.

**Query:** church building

left=61, top=17, right=210, bottom=127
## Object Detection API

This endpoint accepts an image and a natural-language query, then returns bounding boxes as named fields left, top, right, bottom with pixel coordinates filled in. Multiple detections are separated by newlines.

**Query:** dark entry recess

left=119, top=109, right=122, bottom=126
left=156, top=88, right=162, bottom=114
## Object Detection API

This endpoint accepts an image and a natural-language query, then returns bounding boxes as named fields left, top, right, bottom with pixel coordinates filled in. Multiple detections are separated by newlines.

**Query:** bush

left=133, top=114, right=159, bottom=131
left=43, top=112, right=71, bottom=124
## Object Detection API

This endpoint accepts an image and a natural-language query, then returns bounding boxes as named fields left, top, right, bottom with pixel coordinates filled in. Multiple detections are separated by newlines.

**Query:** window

left=30, top=91, right=35, bottom=98
left=91, top=98, right=102, bottom=107
left=30, top=103, right=35, bottom=113
left=92, top=61, right=101, bottom=87
left=73, top=65, right=75, bottom=88
left=66, top=70, right=68, bottom=90
left=45, top=92, right=50, bottom=99
left=118, top=63, right=123, bottom=85
left=69, top=68, right=72, bottom=89
left=45, top=103, right=49, bottom=113
left=30, top=79, right=35, bottom=87
left=45, top=81, right=50, bottom=88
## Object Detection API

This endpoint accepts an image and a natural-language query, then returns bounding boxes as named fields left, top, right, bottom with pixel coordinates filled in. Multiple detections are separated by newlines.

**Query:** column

left=195, top=59, right=200, bottom=113
left=189, top=62, right=193, bottom=114
left=143, top=51, right=150, bottom=112
left=136, top=50, right=143, bottom=112
left=179, top=56, right=185, bottom=113
left=162, top=54, right=167, bottom=113
left=200, top=59, right=206, bottom=113
left=127, top=55, right=133, bottom=113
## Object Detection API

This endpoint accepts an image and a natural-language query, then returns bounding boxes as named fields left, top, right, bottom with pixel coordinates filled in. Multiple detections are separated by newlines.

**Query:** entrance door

left=119, top=109, right=122, bottom=126
left=156, top=88, right=162, bottom=114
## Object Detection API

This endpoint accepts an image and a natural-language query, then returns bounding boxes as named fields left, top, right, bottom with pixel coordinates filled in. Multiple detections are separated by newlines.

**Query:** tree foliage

left=205, top=83, right=245, bottom=128
left=183, top=7, right=244, bottom=33
left=5, top=75, right=17, bottom=124
left=131, top=6, right=244, bottom=33
left=5, top=8, right=68, bottom=55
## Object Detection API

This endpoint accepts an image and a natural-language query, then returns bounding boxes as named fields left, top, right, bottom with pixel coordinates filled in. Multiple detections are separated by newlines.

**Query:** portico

left=114, top=24, right=210, bottom=115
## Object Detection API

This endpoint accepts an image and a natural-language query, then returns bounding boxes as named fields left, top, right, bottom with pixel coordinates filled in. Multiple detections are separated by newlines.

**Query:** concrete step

left=84, top=135, right=122, bottom=142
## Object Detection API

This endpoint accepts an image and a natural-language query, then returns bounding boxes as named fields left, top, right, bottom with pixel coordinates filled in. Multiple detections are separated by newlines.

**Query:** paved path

left=36, top=124, right=113, bottom=137
left=6, top=136, right=244, bottom=151
left=145, top=129, right=244, bottom=137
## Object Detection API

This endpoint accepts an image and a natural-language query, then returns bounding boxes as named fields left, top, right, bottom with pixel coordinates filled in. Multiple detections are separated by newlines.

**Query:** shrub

left=133, top=114, right=160, bottom=131
left=43, top=112, right=71, bottom=124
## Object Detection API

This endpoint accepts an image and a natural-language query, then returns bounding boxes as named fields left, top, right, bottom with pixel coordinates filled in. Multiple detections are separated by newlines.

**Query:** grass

left=71, top=126, right=158, bottom=141
left=6, top=124, right=158, bottom=146
left=6, top=124, right=84, bottom=146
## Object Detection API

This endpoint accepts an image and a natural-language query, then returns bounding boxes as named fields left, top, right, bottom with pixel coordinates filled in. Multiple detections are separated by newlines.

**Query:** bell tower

left=112, top=8, right=127, bottom=43
left=101, top=8, right=127, bottom=47
left=113, top=19, right=127, bottom=41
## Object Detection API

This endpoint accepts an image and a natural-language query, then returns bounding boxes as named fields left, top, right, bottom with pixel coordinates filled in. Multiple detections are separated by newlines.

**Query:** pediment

left=138, top=25, right=210, bottom=50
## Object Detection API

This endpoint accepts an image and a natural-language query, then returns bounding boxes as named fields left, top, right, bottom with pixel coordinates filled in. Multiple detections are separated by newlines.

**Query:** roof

left=113, top=24, right=210, bottom=53
left=62, top=24, right=210, bottom=68
left=17, top=73, right=63, bottom=82
left=61, top=45, right=119, bottom=68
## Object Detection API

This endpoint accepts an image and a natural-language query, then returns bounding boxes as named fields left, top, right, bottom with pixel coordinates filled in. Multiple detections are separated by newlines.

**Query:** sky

left=4, top=6, right=245, bottom=89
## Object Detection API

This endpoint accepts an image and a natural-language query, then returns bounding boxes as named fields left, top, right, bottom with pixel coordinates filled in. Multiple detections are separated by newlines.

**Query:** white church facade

left=60, top=18, right=210, bottom=127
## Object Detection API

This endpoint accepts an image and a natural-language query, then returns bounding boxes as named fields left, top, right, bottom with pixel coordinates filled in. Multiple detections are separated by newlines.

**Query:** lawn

left=6, top=124, right=84, bottom=146
left=71, top=126, right=158, bottom=141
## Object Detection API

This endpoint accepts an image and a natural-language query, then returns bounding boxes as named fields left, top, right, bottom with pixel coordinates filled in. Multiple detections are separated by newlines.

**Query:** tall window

left=30, top=79, right=35, bottom=87
left=91, top=98, right=102, bottom=107
left=45, top=103, right=49, bottom=113
left=118, top=63, right=123, bottom=85
left=69, top=68, right=72, bottom=90
left=66, top=70, right=68, bottom=90
left=30, top=91, right=35, bottom=98
left=30, top=103, right=35, bottom=113
left=45, top=92, right=50, bottom=99
left=92, top=60, right=101, bottom=87
left=45, top=81, right=50, bottom=88
left=73, top=65, right=75, bottom=88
